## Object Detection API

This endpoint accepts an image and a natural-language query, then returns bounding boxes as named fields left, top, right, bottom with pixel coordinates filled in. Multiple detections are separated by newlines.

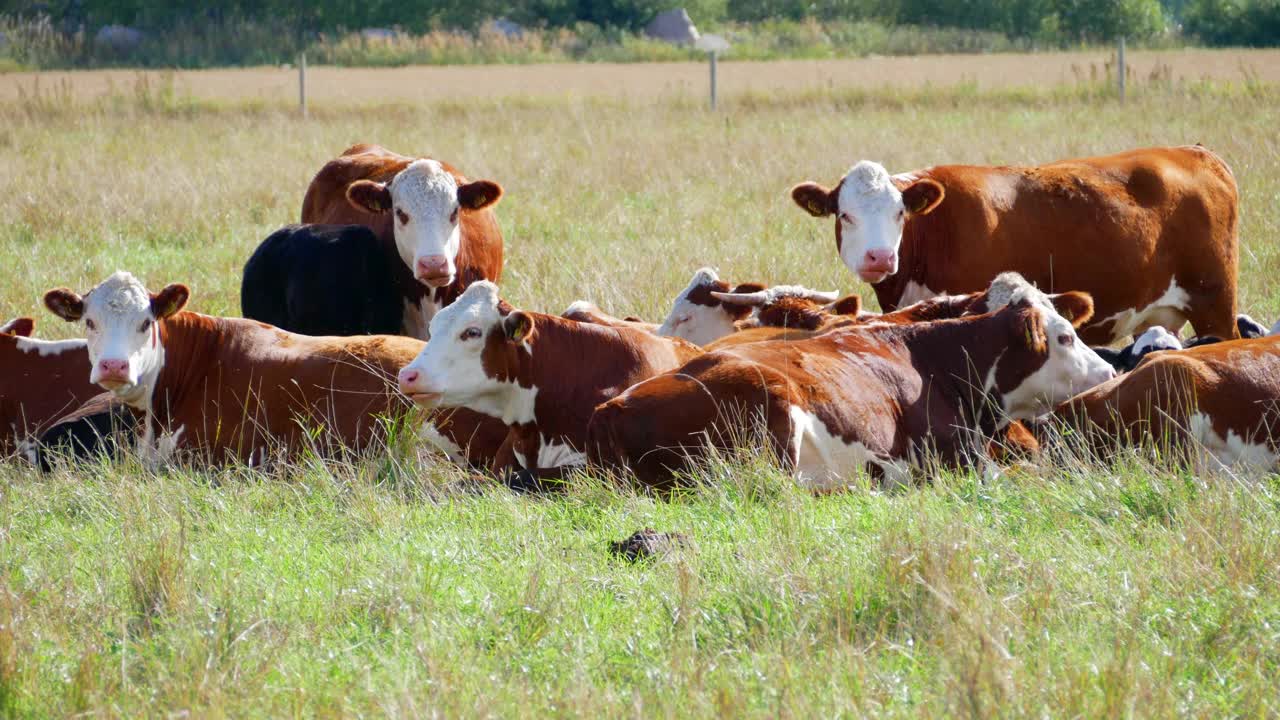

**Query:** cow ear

left=504, top=311, right=535, bottom=344
left=1019, top=306, right=1048, bottom=354
left=790, top=182, right=837, bottom=218
left=831, top=295, right=862, bottom=316
left=150, top=283, right=190, bottom=319
left=346, top=180, right=392, bottom=214
left=902, top=178, right=945, bottom=215
left=44, top=289, right=85, bottom=322
left=457, top=180, right=503, bottom=211
left=1049, top=291, right=1094, bottom=328
left=1, top=317, right=34, bottom=337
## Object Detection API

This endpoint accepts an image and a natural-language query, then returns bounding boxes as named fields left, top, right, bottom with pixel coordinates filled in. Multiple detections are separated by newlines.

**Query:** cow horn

left=710, top=290, right=770, bottom=307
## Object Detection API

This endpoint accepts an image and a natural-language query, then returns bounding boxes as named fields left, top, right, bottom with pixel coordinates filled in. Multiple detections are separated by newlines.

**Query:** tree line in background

left=0, top=0, right=1276, bottom=69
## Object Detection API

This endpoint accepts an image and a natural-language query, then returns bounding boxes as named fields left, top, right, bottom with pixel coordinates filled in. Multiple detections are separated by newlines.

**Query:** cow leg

left=1183, top=278, right=1238, bottom=340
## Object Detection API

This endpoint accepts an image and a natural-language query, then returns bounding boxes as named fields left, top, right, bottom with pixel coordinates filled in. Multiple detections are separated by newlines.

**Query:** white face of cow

left=43, top=271, right=189, bottom=405
left=398, top=281, right=534, bottom=421
left=1131, top=326, right=1182, bottom=357
left=992, top=279, right=1115, bottom=418
left=791, top=161, right=944, bottom=285
left=656, top=268, right=741, bottom=346
left=346, top=159, right=503, bottom=289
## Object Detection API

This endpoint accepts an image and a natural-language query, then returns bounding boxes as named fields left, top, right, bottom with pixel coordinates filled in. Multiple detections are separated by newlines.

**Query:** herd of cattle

left=5, top=142, right=1280, bottom=488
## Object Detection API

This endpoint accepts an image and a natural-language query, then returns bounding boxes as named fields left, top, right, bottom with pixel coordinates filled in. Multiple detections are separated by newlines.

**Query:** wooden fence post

left=1117, top=37, right=1126, bottom=102
left=299, top=52, right=308, bottom=118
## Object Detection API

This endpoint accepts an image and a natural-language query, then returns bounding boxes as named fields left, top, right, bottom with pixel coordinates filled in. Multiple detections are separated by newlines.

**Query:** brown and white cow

left=791, top=145, right=1239, bottom=345
left=43, top=272, right=507, bottom=466
left=396, top=281, right=702, bottom=484
left=587, top=274, right=1114, bottom=489
left=1050, top=335, right=1280, bottom=472
left=653, top=267, right=845, bottom=345
left=0, top=317, right=98, bottom=456
left=300, top=143, right=504, bottom=338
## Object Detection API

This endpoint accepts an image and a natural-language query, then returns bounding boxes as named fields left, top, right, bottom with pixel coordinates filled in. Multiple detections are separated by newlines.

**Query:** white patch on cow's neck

left=467, top=381, right=538, bottom=426
left=534, top=436, right=587, bottom=469
left=417, top=418, right=465, bottom=462
left=15, top=336, right=87, bottom=357
left=898, top=281, right=939, bottom=307
left=1098, top=278, right=1191, bottom=344
left=1189, top=412, right=1279, bottom=474
left=402, top=295, right=443, bottom=340
left=788, top=406, right=910, bottom=490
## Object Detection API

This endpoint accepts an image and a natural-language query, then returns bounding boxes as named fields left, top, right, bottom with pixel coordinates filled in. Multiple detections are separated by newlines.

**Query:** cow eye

left=898, top=209, right=906, bottom=221
left=460, top=327, right=482, bottom=341
left=1058, top=333, right=1073, bottom=346
left=139, top=319, right=152, bottom=333
left=396, top=209, right=409, bottom=225
left=449, top=208, right=459, bottom=224
left=85, top=319, right=96, bottom=331
left=839, top=212, right=854, bottom=225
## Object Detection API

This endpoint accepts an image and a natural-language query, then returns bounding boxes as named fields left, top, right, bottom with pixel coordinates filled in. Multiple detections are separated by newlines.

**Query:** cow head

left=656, top=268, right=766, bottom=346
left=709, top=286, right=843, bottom=331
left=981, top=273, right=1114, bottom=418
left=791, top=161, right=944, bottom=284
left=346, top=159, right=502, bottom=289
left=44, top=271, right=189, bottom=404
left=398, top=281, right=535, bottom=423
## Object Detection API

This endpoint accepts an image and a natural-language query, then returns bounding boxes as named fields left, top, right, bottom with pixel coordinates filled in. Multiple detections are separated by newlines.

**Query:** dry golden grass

left=1, top=48, right=1278, bottom=104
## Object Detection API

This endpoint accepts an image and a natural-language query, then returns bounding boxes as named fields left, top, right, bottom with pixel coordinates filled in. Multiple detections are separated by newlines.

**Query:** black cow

left=29, top=393, right=136, bottom=472
left=241, top=224, right=402, bottom=336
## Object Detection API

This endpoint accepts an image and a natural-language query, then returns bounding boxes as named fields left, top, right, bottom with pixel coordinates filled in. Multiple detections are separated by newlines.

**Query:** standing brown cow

left=301, top=143, right=504, bottom=338
left=791, top=145, right=1239, bottom=345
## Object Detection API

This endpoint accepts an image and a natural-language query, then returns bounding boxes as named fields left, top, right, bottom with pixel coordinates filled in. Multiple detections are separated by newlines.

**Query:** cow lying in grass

left=0, top=317, right=99, bottom=457
left=587, top=274, right=1114, bottom=489
left=44, top=272, right=507, bottom=466
left=397, top=281, right=702, bottom=488
left=1051, top=334, right=1280, bottom=473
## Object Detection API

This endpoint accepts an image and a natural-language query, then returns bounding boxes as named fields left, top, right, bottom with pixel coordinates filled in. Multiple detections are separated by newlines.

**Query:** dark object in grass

left=609, top=529, right=690, bottom=562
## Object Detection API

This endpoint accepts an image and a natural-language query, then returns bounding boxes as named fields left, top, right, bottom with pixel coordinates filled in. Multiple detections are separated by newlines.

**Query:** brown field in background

left=1, top=48, right=1278, bottom=104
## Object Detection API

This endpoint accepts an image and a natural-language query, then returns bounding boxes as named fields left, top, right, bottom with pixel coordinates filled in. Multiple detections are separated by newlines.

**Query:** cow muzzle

left=857, top=249, right=896, bottom=283
left=414, top=255, right=454, bottom=288
left=398, top=367, right=442, bottom=405
left=94, top=358, right=133, bottom=391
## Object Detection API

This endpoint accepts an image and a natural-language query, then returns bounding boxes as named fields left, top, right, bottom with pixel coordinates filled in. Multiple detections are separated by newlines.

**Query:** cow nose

left=863, top=249, right=895, bottom=268
left=415, top=255, right=451, bottom=282
left=98, top=358, right=129, bottom=379
left=398, top=368, right=421, bottom=392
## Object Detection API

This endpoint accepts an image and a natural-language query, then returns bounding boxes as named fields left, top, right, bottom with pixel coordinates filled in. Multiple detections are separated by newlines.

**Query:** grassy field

left=2, top=53, right=1280, bottom=716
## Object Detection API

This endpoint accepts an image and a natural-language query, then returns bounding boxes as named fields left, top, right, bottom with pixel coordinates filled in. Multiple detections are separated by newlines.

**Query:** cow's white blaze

left=988, top=274, right=1115, bottom=418
left=389, top=159, right=464, bottom=288
left=836, top=161, right=908, bottom=283
left=399, top=281, right=537, bottom=424
left=1098, top=278, right=1191, bottom=343
left=657, top=267, right=738, bottom=346
left=789, top=406, right=909, bottom=489
left=77, top=272, right=167, bottom=407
